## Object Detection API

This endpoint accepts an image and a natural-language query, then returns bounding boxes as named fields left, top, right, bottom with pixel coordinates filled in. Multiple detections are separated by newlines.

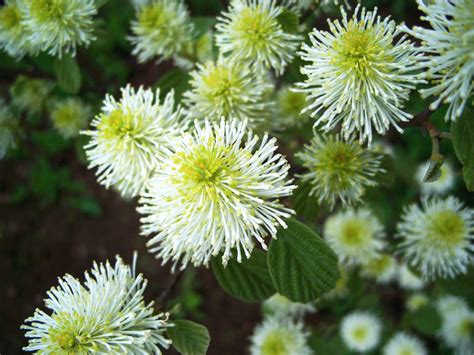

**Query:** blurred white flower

left=271, top=86, right=310, bottom=130
left=263, top=293, right=315, bottom=319
left=138, top=119, right=295, bottom=270
left=341, top=311, right=382, bottom=352
left=22, top=255, right=172, bottom=354
left=436, top=295, right=470, bottom=319
left=83, top=84, right=184, bottom=198
left=362, top=253, right=398, bottom=284
left=50, top=98, right=91, bottom=138
left=0, top=101, right=18, bottom=159
left=216, top=0, right=302, bottom=75
left=398, top=264, right=425, bottom=291
left=0, top=0, right=35, bottom=58
left=383, top=332, right=427, bottom=355
left=250, top=317, right=312, bottom=355
left=296, top=5, right=423, bottom=144
left=440, top=309, right=474, bottom=355
left=397, top=196, right=474, bottom=279
left=406, top=293, right=429, bottom=312
left=10, top=76, right=53, bottom=115
left=416, top=160, right=455, bottom=196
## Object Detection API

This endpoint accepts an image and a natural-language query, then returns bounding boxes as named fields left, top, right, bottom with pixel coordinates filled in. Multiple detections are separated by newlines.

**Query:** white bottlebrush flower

left=183, top=60, right=273, bottom=127
left=10, top=76, right=53, bottom=115
left=436, top=295, right=469, bottom=319
left=296, top=5, right=423, bottom=144
left=383, top=332, right=427, bottom=355
left=440, top=309, right=474, bottom=355
left=138, top=119, right=295, bottom=269
left=0, top=100, right=18, bottom=159
left=22, top=255, right=172, bottom=354
left=396, top=196, right=474, bottom=280
left=406, top=293, right=429, bottom=312
left=215, top=0, right=302, bottom=75
left=129, top=0, right=193, bottom=63
left=271, top=86, right=310, bottom=130
left=398, top=264, right=425, bottom=291
left=404, top=0, right=474, bottom=121
left=416, top=160, right=455, bottom=196
left=263, top=293, right=316, bottom=319
left=82, top=84, right=184, bottom=198
left=296, top=133, right=383, bottom=208
left=362, top=253, right=398, bottom=284
left=341, top=311, right=382, bottom=352
left=50, top=98, right=91, bottom=138
left=323, top=208, right=385, bottom=265
left=21, top=0, right=97, bottom=57
left=0, top=0, right=34, bottom=58
left=249, top=317, right=312, bottom=355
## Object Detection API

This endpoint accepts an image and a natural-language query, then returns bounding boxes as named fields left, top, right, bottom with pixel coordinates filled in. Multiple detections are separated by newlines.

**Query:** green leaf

left=268, top=219, right=339, bottom=303
left=68, top=196, right=102, bottom=217
left=404, top=305, right=441, bottom=336
left=451, top=107, right=474, bottom=191
left=373, top=154, right=395, bottom=186
left=423, top=158, right=444, bottom=182
left=167, top=320, right=210, bottom=355
left=291, top=181, right=320, bottom=221
left=54, top=55, right=82, bottom=94
left=31, top=131, right=70, bottom=156
left=276, top=9, right=299, bottom=34
left=211, top=249, right=276, bottom=303
left=191, top=17, right=216, bottom=38
left=155, top=69, right=191, bottom=102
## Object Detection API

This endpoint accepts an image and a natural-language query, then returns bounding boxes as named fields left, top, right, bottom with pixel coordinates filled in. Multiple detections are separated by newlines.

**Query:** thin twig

left=157, top=269, right=185, bottom=306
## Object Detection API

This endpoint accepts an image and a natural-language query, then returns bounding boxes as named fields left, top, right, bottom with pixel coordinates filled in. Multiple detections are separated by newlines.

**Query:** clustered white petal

left=83, top=84, right=184, bottom=198
left=22, top=255, right=172, bottom=354
left=297, top=5, right=424, bottom=143
left=341, top=311, right=382, bottom=352
left=415, top=160, right=455, bottom=196
left=383, top=332, right=427, bottom=355
left=397, top=196, right=474, bottom=280
left=50, top=98, right=91, bottom=139
left=0, top=0, right=34, bottom=58
left=263, top=293, right=316, bottom=319
left=138, top=119, right=295, bottom=269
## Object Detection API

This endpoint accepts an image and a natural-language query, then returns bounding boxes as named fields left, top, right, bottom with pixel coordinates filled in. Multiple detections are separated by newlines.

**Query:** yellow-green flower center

left=138, top=3, right=172, bottom=33
left=352, top=326, right=368, bottom=342
left=340, top=219, right=371, bottom=247
left=366, top=255, right=393, bottom=276
left=0, top=5, right=21, bottom=30
left=30, top=0, right=64, bottom=21
left=459, top=317, right=474, bottom=338
left=426, top=210, right=465, bottom=248
left=261, top=331, right=289, bottom=355
left=98, top=109, right=141, bottom=141
left=279, top=91, right=306, bottom=117
left=234, top=7, right=275, bottom=49
left=202, top=66, right=243, bottom=113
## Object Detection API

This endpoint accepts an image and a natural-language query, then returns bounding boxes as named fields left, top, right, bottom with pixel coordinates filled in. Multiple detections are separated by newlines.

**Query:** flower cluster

left=50, top=98, right=91, bottom=138
left=22, top=255, right=172, bottom=354
left=0, top=100, right=18, bottom=159
left=341, top=312, right=382, bottom=352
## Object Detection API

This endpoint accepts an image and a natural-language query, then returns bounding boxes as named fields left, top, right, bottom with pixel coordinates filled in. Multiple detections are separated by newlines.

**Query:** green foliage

left=451, top=107, right=474, bottom=191
left=156, top=69, right=191, bottom=102
left=167, top=320, right=210, bottom=355
left=403, top=305, right=442, bottom=336
left=211, top=249, right=275, bottom=303
left=267, top=219, right=339, bottom=303
left=276, top=9, right=299, bottom=34
left=53, top=55, right=82, bottom=94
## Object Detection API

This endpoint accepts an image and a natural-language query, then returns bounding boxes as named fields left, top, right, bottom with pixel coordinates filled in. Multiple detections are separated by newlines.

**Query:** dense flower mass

left=296, top=133, right=383, bottom=208
left=10, top=76, right=52, bottom=115
left=184, top=60, right=272, bottom=127
left=216, top=0, right=302, bottom=75
left=341, top=312, right=381, bottom=352
left=323, top=208, right=385, bottom=265
left=129, top=0, right=193, bottom=63
left=297, top=5, right=423, bottom=143
left=405, top=0, right=474, bottom=121
left=138, top=119, right=295, bottom=269
left=22, top=255, right=172, bottom=354
left=383, top=332, right=427, bottom=355
left=0, top=0, right=34, bottom=57
left=0, top=100, right=18, bottom=159
left=83, top=84, right=184, bottom=198
left=50, top=98, right=91, bottom=138
left=249, top=317, right=312, bottom=355
left=20, top=0, right=97, bottom=57
left=397, top=196, right=474, bottom=279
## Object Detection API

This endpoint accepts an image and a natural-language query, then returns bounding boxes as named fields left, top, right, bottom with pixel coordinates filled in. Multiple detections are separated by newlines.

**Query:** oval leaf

left=268, top=219, right=339, bottom=303
left=211, top=249, right=276, bottom=303
left=167, top=319, right=210, bottom=355
left=451, top=107, right=474, bottom=191
left=54, top=55, right=82, bottom=94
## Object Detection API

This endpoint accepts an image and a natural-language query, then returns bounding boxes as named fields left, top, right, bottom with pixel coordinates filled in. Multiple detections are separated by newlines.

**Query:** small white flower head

left=215, top=0, right=303, bottom=75
left=296, top=133, right=383, bottom=208
left=129, top=0, right=194, bottom=63
left=416, top=160, right=455, bottom=196
left=0, top=100, right=19, bottom=159
left=272, top=86, right=310, bottom=130
left=263, top=293, right=316, bottom=319
left=183, top=60, right=273, bottom=127
left=396, top=196, right=474, bottom=279
left=398, top=264, right=425, bottom=291
left=22, top=255, right=172, bottom=354
left=138, top=119, right=296, bottom=269
left=50, top=98, right=91, bottom=138
left=10, top=76, right=53, bottom=115
left=406, top=293, right=429, bottom=312
left=297, top=5, right=423, bottom=144
left=341, top=311, right=382, bottom=352
left=440, top=309, right=474, bottom=355
left=250, top=317, right=312, bottom=355
left=21, top=0, right=97, bottom=57
left=404, top=0, right=474, bottom=121
left=83, top=84, right=184, bottom=198
left=323, top=208, right=385, bottom=265
left=362, top=253, right=398, bottom=284
left=383, top=332, right=427, bottom=355
left=0, top=0, right=34, bottom=58
left=436, top=295, right=469, bottom=319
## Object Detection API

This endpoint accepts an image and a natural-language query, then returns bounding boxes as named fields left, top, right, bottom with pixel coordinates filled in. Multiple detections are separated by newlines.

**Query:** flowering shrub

left=1, top=0, right=474, bottom=354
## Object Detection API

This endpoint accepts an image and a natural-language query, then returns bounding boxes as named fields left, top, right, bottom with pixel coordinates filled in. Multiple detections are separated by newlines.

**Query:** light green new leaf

left=53, top=55, right=82, bottom=94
